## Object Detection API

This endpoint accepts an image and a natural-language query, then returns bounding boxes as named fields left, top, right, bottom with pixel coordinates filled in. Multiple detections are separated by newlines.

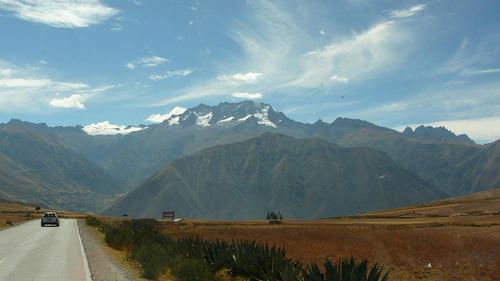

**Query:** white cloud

left=149, top=69, right=192, bottom=80
left=146, top=106, right=187, bottom=123
left=0, top=59, right=115, bottom=112
left=126, top=56, right=168, bottom=70
left=0, top=0, right=119, bottom=28
left=398, top=116, right=500, bottom=143
left=390, top=4, right=426, bottom=18
left=83, top=121, right=146, bottom=135
left=231, top=92, right=263, bottom=99
left=218, top=72, right=262, bottom=83
left=329, top=74, right=349, bottom=84
left=49, top=94, right=86, bottom=109
left=0, top=68, right=16, bottom=76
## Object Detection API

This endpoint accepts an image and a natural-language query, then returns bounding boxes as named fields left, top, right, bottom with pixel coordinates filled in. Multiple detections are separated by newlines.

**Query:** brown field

left=161, top=189, right=500, bottom=281
left=0, top=198, right=86, bottom=230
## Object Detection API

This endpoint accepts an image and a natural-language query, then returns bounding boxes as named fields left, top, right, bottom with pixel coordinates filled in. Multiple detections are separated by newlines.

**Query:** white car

left=41, top=212, right=60, bottom=227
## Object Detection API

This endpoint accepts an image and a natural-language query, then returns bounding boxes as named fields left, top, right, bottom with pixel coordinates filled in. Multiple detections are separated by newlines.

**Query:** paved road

left=0, top=219, right=92, bottom=281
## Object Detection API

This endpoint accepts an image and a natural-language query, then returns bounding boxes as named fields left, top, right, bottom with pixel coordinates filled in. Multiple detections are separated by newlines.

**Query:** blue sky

left=0, top=0, right=499, bottom=143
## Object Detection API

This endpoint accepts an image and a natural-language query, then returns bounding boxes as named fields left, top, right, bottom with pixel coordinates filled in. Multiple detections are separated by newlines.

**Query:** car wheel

left=56, top=223, right=60, bottom=227
left=41, top=223, right=44, bottom=227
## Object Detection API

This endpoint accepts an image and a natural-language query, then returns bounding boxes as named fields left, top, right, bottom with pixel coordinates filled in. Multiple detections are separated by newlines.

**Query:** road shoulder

left=77, top=220, right=146, bottom=281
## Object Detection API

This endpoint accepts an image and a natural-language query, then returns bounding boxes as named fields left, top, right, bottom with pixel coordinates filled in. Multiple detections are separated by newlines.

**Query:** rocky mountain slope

left=0, top=120, right=119, bottom=211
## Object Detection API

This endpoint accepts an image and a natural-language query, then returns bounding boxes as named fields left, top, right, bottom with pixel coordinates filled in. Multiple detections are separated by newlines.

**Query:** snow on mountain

left=253, top=105, right=277, bottom=127
left=218, top=116, right=235, bottom=124
left=196, top=112, right=213, bottom=127
left=146, top=106, right=187, bottom=123
left=83, top=121, right=147, bottom=135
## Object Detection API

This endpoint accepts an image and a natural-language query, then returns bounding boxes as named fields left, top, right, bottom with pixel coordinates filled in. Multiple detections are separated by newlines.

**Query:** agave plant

left=304, top=258, right=389, bottom=281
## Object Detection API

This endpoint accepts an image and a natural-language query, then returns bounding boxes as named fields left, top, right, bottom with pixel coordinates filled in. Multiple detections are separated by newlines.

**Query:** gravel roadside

left=77, top=220, right=144, bottom=281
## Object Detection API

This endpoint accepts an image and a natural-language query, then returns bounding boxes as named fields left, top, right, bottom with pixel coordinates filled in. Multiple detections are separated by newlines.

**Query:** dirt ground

left=161, top=215, right=500, bottom=281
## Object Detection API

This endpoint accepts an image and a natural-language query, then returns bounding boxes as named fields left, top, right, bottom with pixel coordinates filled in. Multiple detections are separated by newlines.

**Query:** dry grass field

left=161, top=189, right=500, bottom=281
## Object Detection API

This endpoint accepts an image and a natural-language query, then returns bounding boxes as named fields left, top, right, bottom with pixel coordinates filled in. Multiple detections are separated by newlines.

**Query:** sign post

left=162, top=211, right=175, bottom=222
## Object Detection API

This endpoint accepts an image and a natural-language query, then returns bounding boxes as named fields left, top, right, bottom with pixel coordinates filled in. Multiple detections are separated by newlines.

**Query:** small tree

left=266, top=212, right=271, bottom=220
left=278, top=211, right=283, bottom=220
left=269, top=212, right=278, bottom=220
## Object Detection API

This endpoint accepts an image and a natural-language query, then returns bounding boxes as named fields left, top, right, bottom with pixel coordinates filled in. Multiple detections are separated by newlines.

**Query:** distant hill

left=0, top=120, right=119, bottom=211
left=363, top=187, right=500, bottom=218
left=402, top=125, right=475, bottom=145
left=105, top=133, right=445, bottom=219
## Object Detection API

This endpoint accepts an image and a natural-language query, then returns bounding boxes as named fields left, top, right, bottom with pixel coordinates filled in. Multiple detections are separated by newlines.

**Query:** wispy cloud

left=156, top=1, right=412, bottom=105
left=329, top=74, right=349, bottom=84
left=0, top=59, right=115, bottom=112
left=218, top=72, right=262, bottom=84
left=351, top=81, right=500, bottom=136
left=49, top=94, right=86, bottom=109
left=126, top=56, right=168, bottom=70
left=389, top=4, right=426, bottom=18
left=149, top=69, right=192, bottom=80
left=0, top=0, right=119, bottom=28
left=290, top=21, right=409, bottom=88
left=461, top=67, right=500, bottom=76
left=231, top=92, right=263, bottom=99
left=438, top=38, right=500, bottom=76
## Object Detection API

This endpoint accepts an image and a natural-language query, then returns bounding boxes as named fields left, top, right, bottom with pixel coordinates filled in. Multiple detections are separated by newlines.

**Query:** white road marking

left=0, top=257, right=6, bottom=264
left=75, top=221, right=92, bottom=281
left=22, top=238, right=33, bottom=247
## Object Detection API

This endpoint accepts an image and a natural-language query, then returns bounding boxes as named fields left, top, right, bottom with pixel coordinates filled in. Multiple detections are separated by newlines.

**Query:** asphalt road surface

left=0, top=219, right=92, bottom=281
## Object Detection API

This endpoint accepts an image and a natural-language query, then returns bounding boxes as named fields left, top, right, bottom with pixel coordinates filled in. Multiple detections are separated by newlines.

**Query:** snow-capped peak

left=83, top=121, right=146, bottom=136
left=148, top=101, right=282, bottom=128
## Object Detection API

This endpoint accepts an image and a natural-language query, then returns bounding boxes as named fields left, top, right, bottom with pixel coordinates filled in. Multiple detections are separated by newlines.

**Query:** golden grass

left=160, top=214, right=500, bottom=281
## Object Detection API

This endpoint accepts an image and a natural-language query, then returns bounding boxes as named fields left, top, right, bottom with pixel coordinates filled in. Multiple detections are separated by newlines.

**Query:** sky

left=0, top=0, right=499, bottom=143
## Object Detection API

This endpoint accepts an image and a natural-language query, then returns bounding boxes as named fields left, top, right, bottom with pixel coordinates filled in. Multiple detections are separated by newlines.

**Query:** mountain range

left=0, top=101, right=498, bottom=217
left=105, top=133, right=444, bottom=219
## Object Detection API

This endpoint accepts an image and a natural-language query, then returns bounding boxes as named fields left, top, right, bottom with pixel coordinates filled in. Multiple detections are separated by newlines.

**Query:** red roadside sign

left=162, top=211, right=175, bottom=219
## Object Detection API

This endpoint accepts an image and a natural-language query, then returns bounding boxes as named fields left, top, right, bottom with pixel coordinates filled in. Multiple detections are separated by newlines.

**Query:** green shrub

left=132, top=240, right=170, bottom=279
left=171, top=257, right=215, bottom=281
left=104, top=225, right=134, bottom=250
left=85, top=216, right=101, bottom=227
